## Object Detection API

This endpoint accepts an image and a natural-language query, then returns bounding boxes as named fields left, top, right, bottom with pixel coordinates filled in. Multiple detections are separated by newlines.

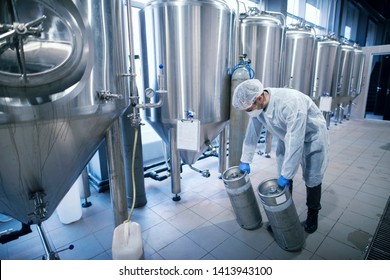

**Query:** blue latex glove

left=239, top=162, right=250, bottom=174
left=277, top=175, right=290, bottom=188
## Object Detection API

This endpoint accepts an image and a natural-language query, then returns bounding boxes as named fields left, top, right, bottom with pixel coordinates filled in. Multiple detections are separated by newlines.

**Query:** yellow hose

left=126, top=126, right=138, bottom=222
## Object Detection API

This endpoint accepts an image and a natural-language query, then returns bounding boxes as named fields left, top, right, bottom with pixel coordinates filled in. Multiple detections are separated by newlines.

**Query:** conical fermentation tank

left=139, top=0, right=234, bottom=200
left=228, top=7, right=285, bottom=167
left=346, top=45, right=365, bottom=119
left=283, top=22, right=317, bottom=96
left=0, top=0, right=130, bottom=225
left=350, top=45, right=365, bottom=100
left=337, top=42, right=355, bottom=107
left=139, top=0, right=234, bottom=166
left=311, top=36, right=341, bottom=107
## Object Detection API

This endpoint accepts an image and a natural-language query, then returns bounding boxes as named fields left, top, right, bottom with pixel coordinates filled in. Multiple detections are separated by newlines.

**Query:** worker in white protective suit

left=232, top=79, right=329, bottom=233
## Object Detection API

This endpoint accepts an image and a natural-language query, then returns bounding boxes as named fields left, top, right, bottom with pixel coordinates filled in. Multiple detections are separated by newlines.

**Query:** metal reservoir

left=311, top=36, right=341, bottom=105
left=228, top=54, right=253, bottom=167
left=334, top=42, right=355, bottom=123
left=257, top=178, right=304, bottom=251
left=283, top=22, right=317, bottom=95
left=239, top=7, right=285, bottom=87
left=229, top=7, right=285, bottom=167
left=346, top=45, right=365, bottom=119
left=222, top=166, right=262, bottom=230
left=0, top=0, right=130, bottom=225
left=139, top=0, right=234, bottom=198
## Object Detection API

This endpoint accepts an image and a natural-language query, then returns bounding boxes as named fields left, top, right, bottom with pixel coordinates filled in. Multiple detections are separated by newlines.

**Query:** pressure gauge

left=145, top=88, right=155, bottom=98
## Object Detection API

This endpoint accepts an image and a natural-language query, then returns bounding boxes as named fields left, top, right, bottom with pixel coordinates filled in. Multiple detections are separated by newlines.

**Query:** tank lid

left=240, top=8, right=284, bottom=25
left=287, top=21, right=314, bottom=32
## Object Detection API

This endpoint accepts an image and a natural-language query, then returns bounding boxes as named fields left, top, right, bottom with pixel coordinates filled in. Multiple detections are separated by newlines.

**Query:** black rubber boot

left=304, top=184, right=322, bottom=234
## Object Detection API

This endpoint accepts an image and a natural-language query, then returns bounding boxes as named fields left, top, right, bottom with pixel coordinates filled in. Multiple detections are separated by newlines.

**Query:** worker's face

left=245, top=93, right=263, bottom=113
left=245, top=93, right=264, bottom=118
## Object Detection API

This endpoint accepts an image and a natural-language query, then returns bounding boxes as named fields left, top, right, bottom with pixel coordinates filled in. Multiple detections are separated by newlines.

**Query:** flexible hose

left=126, top=127, right=138, bottom=222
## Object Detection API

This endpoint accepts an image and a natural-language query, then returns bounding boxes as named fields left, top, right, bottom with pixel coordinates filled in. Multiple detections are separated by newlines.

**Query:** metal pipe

left=125, top=0, right=142, bottom=127
left=188, top=164, right=210, bottom=178
left=218, top=127, right=228, bottom=174
left=136, top=88, right=165, bottom=109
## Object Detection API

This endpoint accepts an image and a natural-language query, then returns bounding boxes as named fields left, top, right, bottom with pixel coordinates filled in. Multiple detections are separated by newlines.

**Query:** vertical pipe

left=218, top=126, right=228, bottom=174
left=106, top=118, right=128, bottom=227
left=121, top=112, right=147, bottom=207
left=169, top=127, right=181, bottom=201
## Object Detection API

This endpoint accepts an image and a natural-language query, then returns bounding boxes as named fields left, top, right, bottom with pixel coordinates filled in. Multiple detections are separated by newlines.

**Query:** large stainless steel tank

left=337, top=43, right=355, bottom=105
left=346, top=45, right=365, bottom=119
left=139, top=0, right=233, bottom=165
left=311, top=36, right=341, bottom=105
left=333, top=42, right=355, bottom=124
left=139, top=0, right=234, bottom=198
left=350, top=45, right=365, bottom=100
left=283, top=22, right=317, bottom=95
left=240, top=8, right=285, bottom=87
left=0, top=0, right=130, bottom=225
left=228, top=7, right=285, bottom=167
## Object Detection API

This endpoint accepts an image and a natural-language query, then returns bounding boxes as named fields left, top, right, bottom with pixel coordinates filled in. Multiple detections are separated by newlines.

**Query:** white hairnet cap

left=232, top=79, right=264, bottom=110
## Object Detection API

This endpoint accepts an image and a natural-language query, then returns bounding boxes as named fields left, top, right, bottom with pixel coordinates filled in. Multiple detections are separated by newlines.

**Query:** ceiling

left=356, top=0, right=390, bottom=21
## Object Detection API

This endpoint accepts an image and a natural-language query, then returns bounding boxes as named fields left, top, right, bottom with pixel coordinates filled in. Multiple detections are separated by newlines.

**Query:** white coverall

left=240, top=87, right=329, bottom=188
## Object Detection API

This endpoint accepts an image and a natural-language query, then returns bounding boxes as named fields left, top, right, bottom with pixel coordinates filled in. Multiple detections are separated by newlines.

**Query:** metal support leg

left=37, top=223, right=58, bottom=260
left=323, top=112, right=331, bottom=130
left=170, top=128, right=181, bottom=201
left=106, top=118, right=128, bottom=227
left=334, top=106, right=339, bottom=126
left=339, top=105, right=344, bottom=124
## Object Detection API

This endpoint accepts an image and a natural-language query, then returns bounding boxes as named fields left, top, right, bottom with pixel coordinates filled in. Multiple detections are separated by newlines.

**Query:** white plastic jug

left=56, top=175, right=83, bottom=224
left=112, top=221, right=144, bottom=260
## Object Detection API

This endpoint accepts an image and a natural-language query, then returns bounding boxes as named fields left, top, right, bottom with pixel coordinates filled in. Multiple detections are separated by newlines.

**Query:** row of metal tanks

left=232, top=7, right=366, bottom=132
left=284, top=25, right=366, bottom=127
left=140, top=1, right=366, bottom=196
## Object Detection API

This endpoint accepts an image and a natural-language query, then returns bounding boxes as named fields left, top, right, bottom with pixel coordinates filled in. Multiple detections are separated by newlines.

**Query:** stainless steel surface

left=229, top=8, right=285, bottom=168
left=257, top=178, right=304, bottom=251
left=283, top=23, right=317, bottom=95
left=228, top=57, right=251, bottom=168
left=350, top=45, right=365, bottom=100
left=239, top=8, right=285, bottom=87
left=0, top=0, right=130, bottom=224
left=222, top=166, right=262, bottom=230
left=218, top=127, right=228, bottom=174
left=139, top=0, right=234, bottom=166
left=311, top=36, right=341, bottom=104
left=333, top=43, right=355, bottom=124
left=106, top=119, right=128, bottom=227
left=346, top=45, right=365, bottom=119
left=170, top=127, right=181, bottom=200
left=337, top=43, right=355, bottom=105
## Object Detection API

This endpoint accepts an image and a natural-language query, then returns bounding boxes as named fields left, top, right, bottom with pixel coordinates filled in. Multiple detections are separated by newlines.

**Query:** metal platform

left=364, top=196, right=390, bottom=259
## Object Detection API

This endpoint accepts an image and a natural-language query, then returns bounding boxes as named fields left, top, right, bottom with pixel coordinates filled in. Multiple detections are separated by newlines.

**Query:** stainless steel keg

left=222, top=166, right=262, bottom=230
left=258, top=178, right=304, bottom=251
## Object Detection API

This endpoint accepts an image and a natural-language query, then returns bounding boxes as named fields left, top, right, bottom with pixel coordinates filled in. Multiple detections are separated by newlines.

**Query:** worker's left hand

left=277, top=175, right=290, bottom=188
left=239, top=162, right=250, bottom=174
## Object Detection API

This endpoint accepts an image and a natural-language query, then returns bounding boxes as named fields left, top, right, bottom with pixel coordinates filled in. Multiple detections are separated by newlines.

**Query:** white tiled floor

left=1, top=118, right=390, bottom=260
